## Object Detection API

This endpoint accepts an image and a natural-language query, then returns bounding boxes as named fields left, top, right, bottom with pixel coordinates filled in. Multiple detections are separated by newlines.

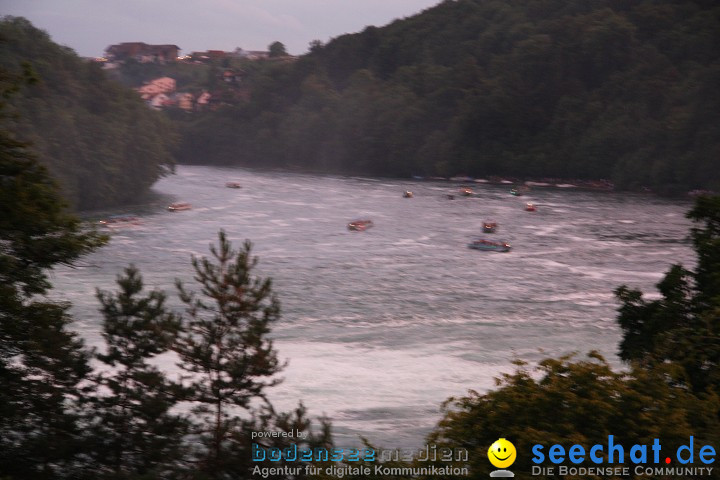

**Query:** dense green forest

left=170, top=0, right=720, bottom=195
left=0, top=17, right=176, bottom=210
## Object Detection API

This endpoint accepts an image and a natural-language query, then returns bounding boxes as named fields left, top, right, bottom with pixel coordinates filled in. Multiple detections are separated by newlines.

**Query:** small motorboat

left=510, top=188, right=522, bottom=196
left=525, top=203, right=536, bottom=212
left=168, top=202, right=192, bottom=211
left=348, top=219, right=374, bottom=231
left=226, top=182, right=242, bottom=189
left=98, top=215, right=141, bottom=227
left=460, top=187, right=473, bottom=196
left=403, top=190, right=414, bottom=198
left=468, top=238, right=511, bottom=252
left=483, top=222, right=498, bottom=233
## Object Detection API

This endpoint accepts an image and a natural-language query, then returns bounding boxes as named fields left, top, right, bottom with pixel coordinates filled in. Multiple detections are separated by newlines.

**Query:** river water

left=52, top=166, right=695, bottom=448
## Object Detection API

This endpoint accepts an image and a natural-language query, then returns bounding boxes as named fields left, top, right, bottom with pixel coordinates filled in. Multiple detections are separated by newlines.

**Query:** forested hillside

left=0, top=17, right=176, bottom=210
left=174, top=0, right=720, bottom=194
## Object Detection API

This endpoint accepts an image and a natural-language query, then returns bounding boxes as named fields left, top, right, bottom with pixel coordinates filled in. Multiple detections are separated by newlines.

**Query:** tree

left=268, top=41, right=288, bottom=57
left=688, top=195, right=720, bottom=308
left=0, top=17, right=176, bottom=210
left=0, top=66, right=106, bottom=478
left=427, top=354, right=716, bottom=480
left=615, top=195, right=720, bottom=392
left=88, top=266, right=188, bottom=479
left=174, top=232, right=284, bottom=478
left=309, top=40, right=324, bottom=53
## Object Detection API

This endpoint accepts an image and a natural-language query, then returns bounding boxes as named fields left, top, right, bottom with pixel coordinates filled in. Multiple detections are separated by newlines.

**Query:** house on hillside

left=137, top=77, right=176, bottom=98
left=190, top=50, right=230, bottom=63
left=148, top=93, right=170, bottom=110
left=105, top=43, right=180, bottom=63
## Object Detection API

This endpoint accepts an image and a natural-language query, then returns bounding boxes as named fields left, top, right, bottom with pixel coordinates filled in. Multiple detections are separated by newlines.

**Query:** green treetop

left=616, top=195, right=720, bottom=393
left=174, top=231, right=284, bottom=478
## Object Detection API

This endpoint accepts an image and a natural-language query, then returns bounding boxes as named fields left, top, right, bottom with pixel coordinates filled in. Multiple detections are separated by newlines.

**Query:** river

left=52, top=165, right=695, bottom=448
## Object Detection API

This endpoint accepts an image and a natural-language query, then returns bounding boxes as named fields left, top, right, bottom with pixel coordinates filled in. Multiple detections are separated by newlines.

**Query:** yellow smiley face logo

left=488, top=438, right=516, bottom=469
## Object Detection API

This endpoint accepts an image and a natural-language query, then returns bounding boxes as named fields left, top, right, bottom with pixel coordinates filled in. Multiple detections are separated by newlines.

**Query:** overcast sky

left=2, top=0, right=442, bottom=57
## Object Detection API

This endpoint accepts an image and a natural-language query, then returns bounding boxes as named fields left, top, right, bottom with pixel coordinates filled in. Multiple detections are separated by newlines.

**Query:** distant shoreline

left=177, top=161, right=718, bottom=199
left=415, top=175, right=616, bottom=192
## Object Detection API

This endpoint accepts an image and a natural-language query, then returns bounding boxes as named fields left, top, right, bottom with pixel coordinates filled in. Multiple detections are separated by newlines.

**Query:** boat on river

left=226, top=182, right=242, bottom=189
left=483, top=222, right=498, bottom=233
left=168, top=202, right=192, bottom=211
left=348, top=219, right=374, bottom=231
left=511, top=185, right=530, bottom=196
left=468, top=238, right=511, bottom=252
left=525, top=203, right=536, bottom=212
left=403, top=190, right=413, bottom=198
left=98, top=215, right=141, bottom=227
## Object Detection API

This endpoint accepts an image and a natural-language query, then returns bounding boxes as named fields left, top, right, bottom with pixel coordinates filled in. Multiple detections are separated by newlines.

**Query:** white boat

left=98, top=215, right=141, bottom=227
left=168, top=202, right=192, bottom=211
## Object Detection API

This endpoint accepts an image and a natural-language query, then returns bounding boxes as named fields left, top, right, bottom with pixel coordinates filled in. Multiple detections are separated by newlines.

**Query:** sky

left=1, top=0, right=442, bottom=57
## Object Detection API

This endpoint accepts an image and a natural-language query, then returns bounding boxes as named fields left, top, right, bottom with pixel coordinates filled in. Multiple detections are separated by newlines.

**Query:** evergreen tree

left=174, top=232, right=284, bottom=478
left=88, top=266, right=188, bottom=479
left=0, top=67, right=105, bottom=478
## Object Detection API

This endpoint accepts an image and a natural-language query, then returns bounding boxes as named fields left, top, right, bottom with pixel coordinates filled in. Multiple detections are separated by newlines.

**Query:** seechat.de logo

left=530, top=435, right=716, bottom=477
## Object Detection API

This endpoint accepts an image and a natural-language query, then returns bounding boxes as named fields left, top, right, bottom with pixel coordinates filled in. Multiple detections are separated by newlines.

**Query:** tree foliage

left=170, top=0, right=720, bottom=194
left=428, top=354, right=719, bottom=479
left=0, top=16, right=176, bottom=210
left=175, top=232, right=285, bottom=478
left=0, top=67, right=105, bottom=479
left=89, top=266, right=188, bottom=479
left=268, top=41, right=288, bottom=58
left=616, top=195, right=720, bottom=393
